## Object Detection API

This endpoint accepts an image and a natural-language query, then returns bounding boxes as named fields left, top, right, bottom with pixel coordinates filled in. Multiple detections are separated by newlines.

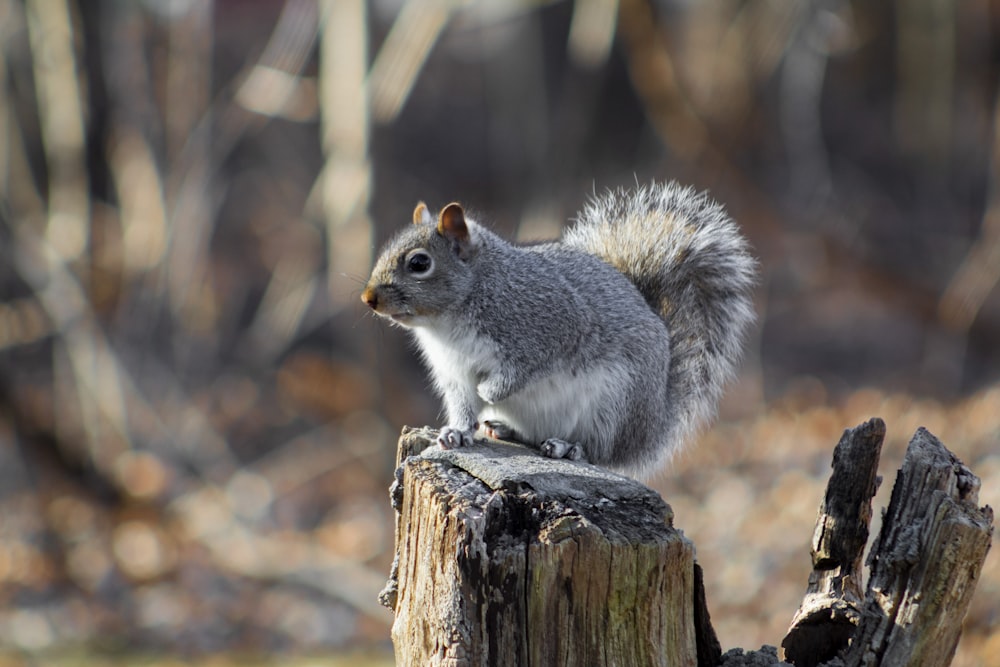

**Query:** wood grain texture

left=382, top=427, right=704, bottom=667
left=841, top=427, right=994, bottom=667
left=782, top=418, right=886, bottom=666
left=381, top=423, right=993, bottom=667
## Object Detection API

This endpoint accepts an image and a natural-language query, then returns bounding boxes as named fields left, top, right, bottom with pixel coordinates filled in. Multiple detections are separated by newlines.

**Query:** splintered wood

left=782, top=418, right=886, bottom=666
left=783, top=421, right=994, bottom=667
left=841, top=427, right=993, bottom=667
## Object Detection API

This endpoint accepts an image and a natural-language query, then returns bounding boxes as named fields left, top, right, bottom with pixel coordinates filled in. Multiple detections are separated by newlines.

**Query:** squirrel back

left=564, top=182, right=757, bottom=456
left=362, top=183, right=756, bottom=475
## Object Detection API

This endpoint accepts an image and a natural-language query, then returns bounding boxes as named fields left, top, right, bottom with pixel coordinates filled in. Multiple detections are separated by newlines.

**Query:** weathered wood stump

left=378, top=426, right=720, bottom=667
left=782, top=418, right=886, bottom=666
left=783, top=420, right=994, bottom=667
left=380, top=422, right=993, bottom=667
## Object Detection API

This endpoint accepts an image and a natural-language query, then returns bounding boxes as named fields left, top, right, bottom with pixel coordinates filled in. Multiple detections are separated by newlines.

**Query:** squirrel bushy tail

left=564, top=182, right=757, bottom=453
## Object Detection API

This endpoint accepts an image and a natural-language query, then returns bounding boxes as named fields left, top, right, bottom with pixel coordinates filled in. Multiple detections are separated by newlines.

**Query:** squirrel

left=361, top=182, right=756, bottom=476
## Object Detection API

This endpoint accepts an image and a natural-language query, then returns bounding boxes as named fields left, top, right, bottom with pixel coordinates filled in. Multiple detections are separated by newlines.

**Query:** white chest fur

left=413, top=323, right=502, bottom=388
left=414, top=319, right=630, bottom=449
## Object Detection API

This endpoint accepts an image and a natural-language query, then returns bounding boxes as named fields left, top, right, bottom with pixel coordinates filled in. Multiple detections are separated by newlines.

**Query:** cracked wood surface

left=840, top=427, right=994, bottom=667
left=380, top=423, right=993, bottom=667
left=782, top=418, right=886, bottom=667
left=380, top=426, right=714, bottom=667
left=783, top=422, right=993, bottom=667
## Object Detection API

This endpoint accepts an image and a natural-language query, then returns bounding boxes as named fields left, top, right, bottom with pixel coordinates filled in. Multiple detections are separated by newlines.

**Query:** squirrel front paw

left=540, top=438, right=586, bottom=462
left=438, top=426, right=475, bottom=449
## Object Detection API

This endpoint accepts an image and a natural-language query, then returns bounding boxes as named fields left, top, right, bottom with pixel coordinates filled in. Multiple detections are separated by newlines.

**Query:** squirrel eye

left=405, top=249, right=434, bottom=278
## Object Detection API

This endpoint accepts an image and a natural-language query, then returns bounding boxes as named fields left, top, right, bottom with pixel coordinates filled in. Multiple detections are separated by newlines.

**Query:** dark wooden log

left=782, top=418, right=886, bottom=666
left=782, top=422, right=993, bottom=667
left=839, top=427, right=994, bottom=667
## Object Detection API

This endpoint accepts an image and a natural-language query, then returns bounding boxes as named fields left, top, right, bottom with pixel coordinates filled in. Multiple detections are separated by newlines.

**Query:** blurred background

left=0, top=0, right=998, bottom=664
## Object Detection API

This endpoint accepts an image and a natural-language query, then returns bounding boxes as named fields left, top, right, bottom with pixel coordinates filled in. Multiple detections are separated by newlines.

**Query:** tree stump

left=379, top=422, right=993, bottom=667
left=783, top=422, right=994, bottom=667
left=840, top=427, right=993, bottom=666
left=378, top=426, right=720, bottom=667
left=782, top=418, right=886, bottom=667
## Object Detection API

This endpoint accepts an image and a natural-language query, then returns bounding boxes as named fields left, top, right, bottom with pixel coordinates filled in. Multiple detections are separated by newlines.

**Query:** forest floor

left=0, top=382, right=996, bottom=666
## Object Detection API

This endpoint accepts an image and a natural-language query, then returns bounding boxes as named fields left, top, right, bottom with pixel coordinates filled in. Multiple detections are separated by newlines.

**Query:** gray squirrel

left=361, top=182, right=756, bottom=476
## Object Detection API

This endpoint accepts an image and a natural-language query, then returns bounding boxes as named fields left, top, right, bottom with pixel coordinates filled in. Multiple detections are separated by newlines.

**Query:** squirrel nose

left=361, top=287, right=378, bottom=310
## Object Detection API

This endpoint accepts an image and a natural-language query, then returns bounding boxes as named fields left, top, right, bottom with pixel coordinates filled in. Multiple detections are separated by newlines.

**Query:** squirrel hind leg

left=540, top=438, right=587, bottom=462
left=482, top=419, right=521, bottom=442
left=480, top=419, right=588, bottom=463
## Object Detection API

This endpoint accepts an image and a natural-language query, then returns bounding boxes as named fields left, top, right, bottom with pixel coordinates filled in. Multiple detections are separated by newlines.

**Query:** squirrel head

left=361, top=201, right=481, bottom=327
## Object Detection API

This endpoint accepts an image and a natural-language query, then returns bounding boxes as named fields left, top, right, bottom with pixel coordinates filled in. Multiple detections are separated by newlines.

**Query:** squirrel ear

left=437, top=203, right=475, bottom=259
left=438, top=203, right=469, bottom=240
left=412, top=202, right=432, bottom=225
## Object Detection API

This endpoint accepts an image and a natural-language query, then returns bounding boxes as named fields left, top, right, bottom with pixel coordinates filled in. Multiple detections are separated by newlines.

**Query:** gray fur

left=362, top=182, right=756, bottom=477
left=564, top=182, right=758, bottom=472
